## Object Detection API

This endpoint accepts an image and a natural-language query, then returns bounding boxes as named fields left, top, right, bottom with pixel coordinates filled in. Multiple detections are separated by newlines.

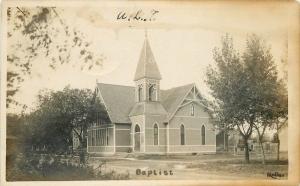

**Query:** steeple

left=129, top=32, right=167, bottom=118
left=134, top=36, right=162, bottom=81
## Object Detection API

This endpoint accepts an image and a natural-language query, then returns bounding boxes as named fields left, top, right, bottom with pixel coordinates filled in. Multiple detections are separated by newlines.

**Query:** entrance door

left=134, top=125, right=141, bottom=152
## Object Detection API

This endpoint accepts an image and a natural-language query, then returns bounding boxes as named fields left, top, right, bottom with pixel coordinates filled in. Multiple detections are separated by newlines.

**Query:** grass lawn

left=186, top=159, right=288, bottom=179
left=86, top=152, right=288, bottom=180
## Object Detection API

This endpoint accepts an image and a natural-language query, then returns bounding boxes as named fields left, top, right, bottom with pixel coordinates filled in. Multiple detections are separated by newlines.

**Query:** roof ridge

left=162, top=83, right=195, bottom=91
left=97, top=82, right=135, bottom=88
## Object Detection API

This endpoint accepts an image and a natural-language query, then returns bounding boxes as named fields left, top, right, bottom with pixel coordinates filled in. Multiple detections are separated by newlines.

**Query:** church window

left=180, top=125, right=185, bottom=145
left=138, top=85, right=143, bottom=102
left=149, top=84, right=156, bottom=101
left=191, top=104, right=195, bottom=116
left=201, top=125, right=206, bottom=145
left=154, top=124, right=159, bottom=145
left=106, top=128, right=109, bottom=146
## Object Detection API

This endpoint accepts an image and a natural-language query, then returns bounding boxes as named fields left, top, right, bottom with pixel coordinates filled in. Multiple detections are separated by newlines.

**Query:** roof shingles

left=134, top=38, right=162, bottom=81
left=96, top=83, right=196, bottom=123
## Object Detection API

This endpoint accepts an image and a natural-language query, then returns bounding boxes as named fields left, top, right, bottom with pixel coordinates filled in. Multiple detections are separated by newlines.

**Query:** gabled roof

left=96, top=83, right=135, bottom=123
left=134, top=38, right=162, bottom=81
left=96, top=83, right=203, bottom=123
left=161, top=84, right=194, bottom=120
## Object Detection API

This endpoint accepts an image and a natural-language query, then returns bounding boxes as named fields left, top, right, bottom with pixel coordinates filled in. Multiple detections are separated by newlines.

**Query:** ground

left=87, top=152, right=288, bottom=180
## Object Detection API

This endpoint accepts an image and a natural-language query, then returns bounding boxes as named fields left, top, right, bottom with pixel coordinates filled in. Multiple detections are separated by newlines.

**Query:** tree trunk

left=277, top=139, right=280, bottom=161
left=244, top=140, right=250, bottom=163
left=78, top=137, right=86, bottom=165
left=276, top=123, right=280, bottom=161
left=259, top=141, right=266, bottom=164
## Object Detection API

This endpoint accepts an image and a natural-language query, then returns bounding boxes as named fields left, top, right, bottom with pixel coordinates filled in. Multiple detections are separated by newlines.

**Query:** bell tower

left=129, top=32, right=167, bottom=153
left=133, top=34, right=162, bottom=103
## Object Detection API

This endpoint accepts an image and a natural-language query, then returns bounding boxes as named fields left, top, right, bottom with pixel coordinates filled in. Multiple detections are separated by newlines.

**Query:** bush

left=6, top=152, right=130, bottom=181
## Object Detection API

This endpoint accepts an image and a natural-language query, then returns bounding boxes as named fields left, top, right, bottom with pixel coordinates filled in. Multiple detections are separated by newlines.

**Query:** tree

left=206, top=34, right=287, bottom=163
left=28, top=86, right=108, bottom=164
left=7, top=7, right=105, bottom=107
left=243, top=35, right=288, bottom=164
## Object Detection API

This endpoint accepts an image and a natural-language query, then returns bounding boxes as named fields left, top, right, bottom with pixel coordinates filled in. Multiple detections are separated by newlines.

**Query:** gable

left=161, top=84, right=194, bottom=120
left=174, top=102, right=210, bottom=118
left=168, top=85, right=211, bottom=120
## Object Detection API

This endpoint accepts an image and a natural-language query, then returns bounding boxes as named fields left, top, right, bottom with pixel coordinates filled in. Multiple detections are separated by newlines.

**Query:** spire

left=134, top=34, right=162, bottom=81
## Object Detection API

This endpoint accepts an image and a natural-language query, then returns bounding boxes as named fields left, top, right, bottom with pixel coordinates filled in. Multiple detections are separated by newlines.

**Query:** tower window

left=149, top=84, right=156, bottom=101
left=138, top=85, right=143, bottom=102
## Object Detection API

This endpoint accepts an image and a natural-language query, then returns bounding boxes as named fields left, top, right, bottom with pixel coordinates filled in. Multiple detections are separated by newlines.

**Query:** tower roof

left=134, top=37, right=162, bottom=81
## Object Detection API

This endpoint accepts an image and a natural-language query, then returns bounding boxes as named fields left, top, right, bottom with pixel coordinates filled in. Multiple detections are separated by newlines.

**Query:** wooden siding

left=115, top=123, right=131, bottom=152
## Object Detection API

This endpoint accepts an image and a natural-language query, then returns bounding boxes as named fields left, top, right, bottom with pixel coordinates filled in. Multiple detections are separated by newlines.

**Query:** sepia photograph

left=0, top=0, right=299, bottom=185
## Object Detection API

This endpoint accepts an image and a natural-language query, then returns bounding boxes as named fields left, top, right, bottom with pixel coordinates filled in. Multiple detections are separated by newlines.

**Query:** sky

left=6, top=1, right=289, bottom=113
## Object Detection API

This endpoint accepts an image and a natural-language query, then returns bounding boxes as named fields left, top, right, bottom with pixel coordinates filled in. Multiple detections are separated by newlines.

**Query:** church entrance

left=134, top=125, right=141, bottom=152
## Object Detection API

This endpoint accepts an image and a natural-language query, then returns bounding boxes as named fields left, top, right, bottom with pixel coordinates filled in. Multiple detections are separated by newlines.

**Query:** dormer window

left=149, top=84, right=156, bottom=101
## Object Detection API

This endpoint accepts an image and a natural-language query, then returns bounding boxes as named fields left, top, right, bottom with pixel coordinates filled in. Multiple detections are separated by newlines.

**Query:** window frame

left=180, top=124, right=185, bottom=145
left=148, top=84, right=156, bottom=101
left=153, top=123, right=159, bottom=145
left=138, top=85, right=143, bottom=102
left=201, top=125, right=206, bottom=145
left=191, top=103, right=195, bottom=116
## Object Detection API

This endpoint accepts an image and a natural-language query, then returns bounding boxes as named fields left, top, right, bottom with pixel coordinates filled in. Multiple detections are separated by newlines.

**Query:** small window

left=149, top=84, right=156, bottom=101
left=154, top=124, right=159, bottom=145
left=191, top=104, right=195, bottom=116
left=180, top=125, right=185, bottom=145
left=135, top=125, right=140, bottom=133
left=201, top=125, right=206, bottom=145
left=138, top=85, right=143, bottom=102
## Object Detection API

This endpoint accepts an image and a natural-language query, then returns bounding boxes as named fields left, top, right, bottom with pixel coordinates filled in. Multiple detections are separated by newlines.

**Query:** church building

left=86, top=36, right=217, bottom=154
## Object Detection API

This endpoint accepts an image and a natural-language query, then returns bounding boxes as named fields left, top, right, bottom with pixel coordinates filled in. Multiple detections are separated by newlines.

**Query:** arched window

left=180, top=125, right=185, bottom=145
left=135, top=125, right=140, bottom=133
left=149, top=84, right=156, bottom=101
left=201, top=125, right=206, bottom=145
left=138, top=85, right=143, bottom=102
left=154, top=124, right=159, bottom=145
left=191, top=104, right=195, bottom=116
left=134, top=125, right=141, bottom=151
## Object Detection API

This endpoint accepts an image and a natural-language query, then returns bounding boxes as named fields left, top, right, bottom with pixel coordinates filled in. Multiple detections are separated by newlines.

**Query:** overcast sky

left=7, top=1, right=289, bottom=113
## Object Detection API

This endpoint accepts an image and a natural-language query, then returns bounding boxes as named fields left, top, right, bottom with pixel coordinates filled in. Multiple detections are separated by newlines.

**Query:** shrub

left=7, top=153, right=130, bottom=181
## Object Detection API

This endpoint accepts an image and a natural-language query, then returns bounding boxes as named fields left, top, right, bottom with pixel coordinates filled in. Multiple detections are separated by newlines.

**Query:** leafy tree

left=206, top=34, right=287, bottom=163
left=7, top=7, right=105, bottom=107
left=28, top=86, right=109, bottom=163
left=6, top=114, right=31, bottom=155
left=206, top=34, right=252, bottom=162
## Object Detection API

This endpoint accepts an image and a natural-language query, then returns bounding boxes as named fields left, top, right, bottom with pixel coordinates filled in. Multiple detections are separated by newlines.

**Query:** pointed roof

left=96, top=82, right=212, bottom=123
left=96, top=83, right=135, bottom=123
left=161, top=84, right=195, bottom=120
left=134, top=37, right=162, bottom=81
